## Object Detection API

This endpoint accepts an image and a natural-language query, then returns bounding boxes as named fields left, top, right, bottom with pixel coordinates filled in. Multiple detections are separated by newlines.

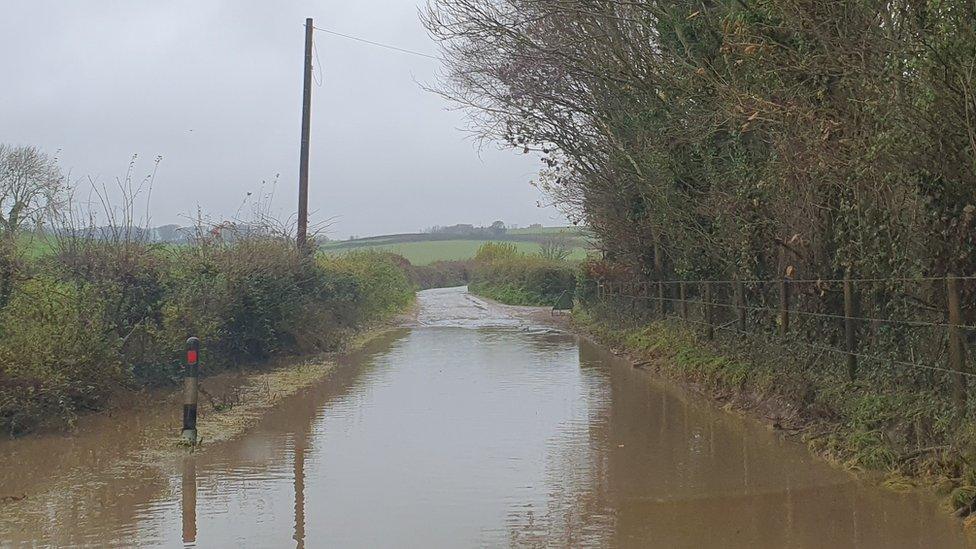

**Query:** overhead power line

left=311, top=25, right=440, bottom=60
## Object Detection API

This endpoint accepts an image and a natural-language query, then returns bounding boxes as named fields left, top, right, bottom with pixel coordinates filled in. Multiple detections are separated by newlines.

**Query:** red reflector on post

left=187, top=349, right=198, bottom=364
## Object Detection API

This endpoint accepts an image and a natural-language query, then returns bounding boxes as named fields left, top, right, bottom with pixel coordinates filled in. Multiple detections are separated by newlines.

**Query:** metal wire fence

left=593, top=274, right=973, bottom=412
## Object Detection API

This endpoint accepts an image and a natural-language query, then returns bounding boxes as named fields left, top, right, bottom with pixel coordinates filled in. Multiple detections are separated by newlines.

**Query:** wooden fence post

left=658, top=280, right=666, bottom=316
left=704, top=281, right=714, bottom=340
left=641, top=281, right=649, bottom=314
left=649, top=280, right=656, bottom=308
left=735, top=279, right=746, bottom=331
left=947, top=274, right=967, bottom=411
left=779, top=274, right=791, bottom=336
left=653, top=236, right=663, bottom=315
left=679, top=281, right=688, bottom=320
left=843, top=270, right=857, bottom=381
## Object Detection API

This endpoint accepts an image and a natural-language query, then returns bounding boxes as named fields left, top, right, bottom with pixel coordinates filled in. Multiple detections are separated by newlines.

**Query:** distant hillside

left=321, top=226, right=590, bottom=265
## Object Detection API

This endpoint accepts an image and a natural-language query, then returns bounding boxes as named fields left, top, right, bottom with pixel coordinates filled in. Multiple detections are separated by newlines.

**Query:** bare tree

left=0, top=145, right=67, bottom=236
left=539, top=234, right=572, bottom=261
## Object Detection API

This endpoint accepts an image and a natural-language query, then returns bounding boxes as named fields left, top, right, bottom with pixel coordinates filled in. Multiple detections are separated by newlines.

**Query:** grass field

left=507, top=226, right=586, bottom=236
left=319, top=226, right=592, bottom=265
left=13, top=227, right=592, bottom=266
left=323, top=237, right=589, bottom=265
left=14, top=234, right=54, bottom=258
left=324, top=240, right=586, bottom=265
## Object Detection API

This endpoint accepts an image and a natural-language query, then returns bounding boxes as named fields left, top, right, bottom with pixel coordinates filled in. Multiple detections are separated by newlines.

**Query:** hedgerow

left=468, top=242, right=576, bottom=305
left=0, top=236, right=415, bottom=434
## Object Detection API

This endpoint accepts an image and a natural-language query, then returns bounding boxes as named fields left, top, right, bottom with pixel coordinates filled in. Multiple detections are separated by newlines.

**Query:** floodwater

left=0, top=286, right=971, bottom=548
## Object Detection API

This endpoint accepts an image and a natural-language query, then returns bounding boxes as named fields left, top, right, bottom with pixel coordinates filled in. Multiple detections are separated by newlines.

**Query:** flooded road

left=0, top=286, right=971, bottom=547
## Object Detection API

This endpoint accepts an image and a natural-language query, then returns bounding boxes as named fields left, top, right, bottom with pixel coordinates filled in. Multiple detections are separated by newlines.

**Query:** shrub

left=538, top=235, right=573, bottom=261
left=0, top=277, right=123, bottom=433
left=470, top=252, right=576, bottom=306
left=473, top=241, right=518, bottom=263
left=575, top=258, right=634, bottom=304
left=318, top=250, right=415, bottom=323
left=208, top=238, right=321, bottom=359
left=51, top=239, right=168, bottom=338
left=405, top=259, right=471, bottom=289
left=0, top=235, right=418, bottom=434
left=49, top=239, right=173, bottom=384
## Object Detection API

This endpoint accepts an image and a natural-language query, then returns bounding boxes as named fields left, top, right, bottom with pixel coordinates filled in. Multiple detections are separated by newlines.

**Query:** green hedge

left=0, top=239, right=414, bottom=434
left=468, top=243, right=576, bottom=306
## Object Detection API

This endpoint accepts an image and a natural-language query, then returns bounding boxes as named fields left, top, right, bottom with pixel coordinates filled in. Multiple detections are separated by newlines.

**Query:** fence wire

left=594, top=275, right=975, bottom=386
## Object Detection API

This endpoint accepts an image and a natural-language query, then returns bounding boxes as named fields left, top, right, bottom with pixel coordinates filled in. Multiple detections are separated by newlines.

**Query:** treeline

left=425, top=1, right=976, bottom=375
left=425, top=1, right=976, bottom=507
left=426, top=0, right=976, bottom=281
left=424, top=221, right=509, bottom=237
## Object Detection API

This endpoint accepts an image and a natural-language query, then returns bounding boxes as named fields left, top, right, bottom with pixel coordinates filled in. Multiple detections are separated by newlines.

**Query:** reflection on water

left=0, top=287, right=971, bottom=547
left=293, top=421, right=307, bottom=549
left=181, top=457, right=196, bottom=545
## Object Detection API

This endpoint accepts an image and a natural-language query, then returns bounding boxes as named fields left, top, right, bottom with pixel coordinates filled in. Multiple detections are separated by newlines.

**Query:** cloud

left=0, top=0, right=566, bottom=238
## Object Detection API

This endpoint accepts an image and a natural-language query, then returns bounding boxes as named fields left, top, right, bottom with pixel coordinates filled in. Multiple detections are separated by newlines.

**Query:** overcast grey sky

left=0, top=1, right=566, bottom=238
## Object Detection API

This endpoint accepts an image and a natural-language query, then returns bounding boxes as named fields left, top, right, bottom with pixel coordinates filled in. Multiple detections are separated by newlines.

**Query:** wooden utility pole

left=297, top=18, right=314, bottom=253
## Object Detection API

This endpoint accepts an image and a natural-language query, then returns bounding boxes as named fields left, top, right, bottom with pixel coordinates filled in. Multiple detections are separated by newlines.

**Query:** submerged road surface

left=0, top=286, right=971, bottom=547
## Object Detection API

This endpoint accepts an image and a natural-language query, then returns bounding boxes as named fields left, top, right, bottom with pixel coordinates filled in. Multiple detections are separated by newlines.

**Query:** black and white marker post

left=182, top=337, right=200, bottom=444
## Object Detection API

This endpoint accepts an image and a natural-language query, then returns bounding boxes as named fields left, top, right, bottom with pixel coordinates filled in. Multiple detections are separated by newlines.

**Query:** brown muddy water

left=0, top=286, right=971, bottom=548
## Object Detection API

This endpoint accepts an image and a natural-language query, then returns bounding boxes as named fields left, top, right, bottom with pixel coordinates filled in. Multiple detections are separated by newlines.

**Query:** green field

left=323, top=237, right=588, bottom=265
left=507, top=226, right=586, bottom=236
left=14, top=227, right=592, bottom=266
